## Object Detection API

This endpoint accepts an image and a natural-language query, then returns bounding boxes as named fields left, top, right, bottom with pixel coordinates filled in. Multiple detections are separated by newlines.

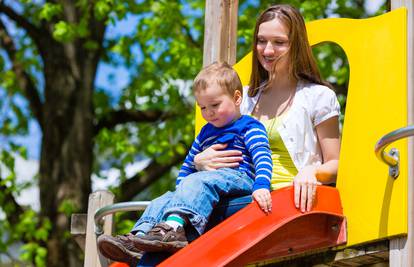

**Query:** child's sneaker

left=132, top=222, right=188, bottom=253
left=97, top=233, right=142, bottom=266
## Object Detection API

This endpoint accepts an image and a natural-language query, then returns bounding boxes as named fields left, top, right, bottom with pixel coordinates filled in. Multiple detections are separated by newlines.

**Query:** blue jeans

left=131, top=168, right=253, bottom=235
left=137, top=194, right=253, bottom=267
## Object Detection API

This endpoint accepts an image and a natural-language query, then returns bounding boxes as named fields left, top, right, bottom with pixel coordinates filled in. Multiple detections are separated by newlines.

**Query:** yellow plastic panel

left=195, top=8, right=408, bottom=247
left=307, top=8, right=407, bottom=246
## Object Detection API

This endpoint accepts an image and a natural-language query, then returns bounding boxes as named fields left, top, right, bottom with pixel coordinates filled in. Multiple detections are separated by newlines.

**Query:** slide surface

left=159, top=186, right=346, bottom=267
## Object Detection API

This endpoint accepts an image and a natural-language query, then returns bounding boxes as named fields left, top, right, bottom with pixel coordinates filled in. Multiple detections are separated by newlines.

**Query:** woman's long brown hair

left=248, top=4, right=330, bottom=97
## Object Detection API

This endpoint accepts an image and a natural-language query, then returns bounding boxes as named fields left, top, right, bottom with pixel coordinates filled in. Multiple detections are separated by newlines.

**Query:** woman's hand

left=293, top=165, right=321, bottom=213
left=194, top=143, right=243, bottom=171
left=253, top=188, right=272, bottom=214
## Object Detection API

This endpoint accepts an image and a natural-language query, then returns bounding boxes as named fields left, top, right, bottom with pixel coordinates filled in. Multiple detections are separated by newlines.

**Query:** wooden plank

left=71, top=213, right=87, bottom=252
left=84, top=191, right=114, bottom=267
left=391, top=1, right=414, bottom=266
left=203, top=0, right=238, bottom=66
left=390, top=237, right=408, bottom=267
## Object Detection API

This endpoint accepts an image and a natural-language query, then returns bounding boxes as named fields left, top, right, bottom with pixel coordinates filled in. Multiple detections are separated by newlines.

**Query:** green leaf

left=58, top=199, right=78, bottom=216
left=53, top=21, right=76, bottom=42
left=34, top=247, right=47, bottom=267
left=94, top=0, right=113, bottom=20
left=39, top=3, right=62, bottom=21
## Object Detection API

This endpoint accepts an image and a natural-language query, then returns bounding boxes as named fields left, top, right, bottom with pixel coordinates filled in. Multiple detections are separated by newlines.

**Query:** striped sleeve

left=176, top=136, right=201, bottom=186
left=244, top=123, right=272, bottom=191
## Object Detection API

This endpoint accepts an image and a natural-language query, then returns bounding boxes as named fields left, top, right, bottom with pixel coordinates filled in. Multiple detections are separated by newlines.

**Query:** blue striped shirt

left=177, top=115, right=272, bottom=191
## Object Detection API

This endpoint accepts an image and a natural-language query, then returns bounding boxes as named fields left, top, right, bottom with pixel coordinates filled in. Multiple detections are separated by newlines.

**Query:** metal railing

left=375, top=125, right=414, bottom=178
left=94, top=201, right=150, bottom=235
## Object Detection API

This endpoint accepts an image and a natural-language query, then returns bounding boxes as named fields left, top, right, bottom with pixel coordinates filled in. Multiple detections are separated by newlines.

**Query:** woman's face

left=256, top=18, right=290, bottom=74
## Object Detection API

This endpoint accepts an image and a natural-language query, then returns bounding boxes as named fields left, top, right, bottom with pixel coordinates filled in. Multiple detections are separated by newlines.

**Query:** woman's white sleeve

left=313, top=87, right=341, bottom=126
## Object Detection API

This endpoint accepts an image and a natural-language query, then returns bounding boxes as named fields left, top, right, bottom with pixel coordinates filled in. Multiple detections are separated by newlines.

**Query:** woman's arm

left=294, top=116, right=340, bottom=212
left=315, top=116, right=340, bottom=183
left=194, top=143, right=244, bottom=171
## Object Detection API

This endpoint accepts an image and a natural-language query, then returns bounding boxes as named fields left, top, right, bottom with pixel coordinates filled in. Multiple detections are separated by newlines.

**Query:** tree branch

left=95, top=109, right=178, bottom=134
left=0, top=19, right=44, bottom=128
left=0, top=2, right=44, bottom=43
left=180, top=22, right=200, bottom=48
left=117, top=151, right=187, bottom=202
left=0, top=184, right=25, bottom=226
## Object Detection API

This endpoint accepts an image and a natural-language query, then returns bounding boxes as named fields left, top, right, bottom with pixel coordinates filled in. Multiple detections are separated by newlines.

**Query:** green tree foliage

left=0, top=0, right=387, bottom=266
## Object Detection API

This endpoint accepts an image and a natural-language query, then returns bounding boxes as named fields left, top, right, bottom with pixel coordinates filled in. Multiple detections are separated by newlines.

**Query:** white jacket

left=240, top=80, right=340, bottom=170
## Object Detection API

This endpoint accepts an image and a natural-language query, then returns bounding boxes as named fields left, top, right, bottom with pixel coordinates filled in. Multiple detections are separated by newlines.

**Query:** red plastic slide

left=159, top=186, right=346, bottom=266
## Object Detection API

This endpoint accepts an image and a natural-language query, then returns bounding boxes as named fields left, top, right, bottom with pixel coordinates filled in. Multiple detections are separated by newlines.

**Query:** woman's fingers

left=213, top=156, right=243, bottom=163
left=212, top=156, right=243, bottom=169
left=213, top=162, right=240, bottom=169
left=306, top=183, right=314, bottom=212
left=214, top=149, right=243, bottom=158
left=294, top=181, right=319, bottom=212
left=294, top=182, right=300, bottom=208
left=300, top=183, right=307, bottom=212
left=208, top=143, right=228, bottom=151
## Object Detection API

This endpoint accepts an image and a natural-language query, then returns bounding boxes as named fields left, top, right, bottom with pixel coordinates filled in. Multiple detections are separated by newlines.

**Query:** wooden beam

left=390, top=1, right=414, bottom=266
left=84, top=191, right=114, bottom=267
left=71, top=213, right=87, bottom=252
left=390, top=237, right=408, bottom=266
left=203, top=0, right=238, bottom=66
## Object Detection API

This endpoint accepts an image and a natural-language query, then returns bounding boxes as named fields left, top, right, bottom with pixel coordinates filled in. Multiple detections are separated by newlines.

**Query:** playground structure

left=71, top=0, right=414, bottom=266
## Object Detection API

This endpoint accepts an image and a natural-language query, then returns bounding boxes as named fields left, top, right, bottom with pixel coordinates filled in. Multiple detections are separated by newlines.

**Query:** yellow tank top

left=261, top=115, right=297, bottom=190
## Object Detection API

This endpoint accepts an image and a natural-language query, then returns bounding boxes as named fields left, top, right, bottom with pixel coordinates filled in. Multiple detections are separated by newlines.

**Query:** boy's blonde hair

left=193, top=62, right=243, bottom=96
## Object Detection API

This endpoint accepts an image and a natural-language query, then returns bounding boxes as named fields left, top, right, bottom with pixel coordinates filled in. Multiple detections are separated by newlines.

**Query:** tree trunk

left=39, top=43, right=95, bottom=266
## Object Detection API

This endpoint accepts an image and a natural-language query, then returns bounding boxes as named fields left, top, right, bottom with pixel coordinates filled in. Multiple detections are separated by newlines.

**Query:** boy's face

left=195, top=84, right=242, bottom=128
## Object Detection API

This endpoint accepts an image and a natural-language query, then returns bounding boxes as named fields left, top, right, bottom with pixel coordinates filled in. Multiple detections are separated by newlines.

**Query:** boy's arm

left=245, top=123, right=273, bottom=213
left=245, top=125, right=273, bottom=191
left=176, top=136, right=202, bottom=186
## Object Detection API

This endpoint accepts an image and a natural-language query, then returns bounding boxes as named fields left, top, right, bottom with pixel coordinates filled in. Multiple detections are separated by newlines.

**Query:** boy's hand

left=252, top=188, right=272, bottom=214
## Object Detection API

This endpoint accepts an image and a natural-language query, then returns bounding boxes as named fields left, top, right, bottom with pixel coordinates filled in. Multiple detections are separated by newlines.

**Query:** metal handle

left=375, top=125, right=414, bottom=178
left=94, top=201, right=150, bottom=235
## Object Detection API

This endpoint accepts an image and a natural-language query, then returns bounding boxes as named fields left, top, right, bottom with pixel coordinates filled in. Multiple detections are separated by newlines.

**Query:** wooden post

left=390, top=1, right=414, bottom=266
left=84, top=191, right=115, bottom=267
left=203, top=0, right=238, bottom=66
left=71, top=213, right=87, bottom=252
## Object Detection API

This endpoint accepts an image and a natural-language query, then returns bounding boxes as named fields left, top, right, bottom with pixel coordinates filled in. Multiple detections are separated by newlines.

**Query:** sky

left=1, top=0, right=387, bottom=209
